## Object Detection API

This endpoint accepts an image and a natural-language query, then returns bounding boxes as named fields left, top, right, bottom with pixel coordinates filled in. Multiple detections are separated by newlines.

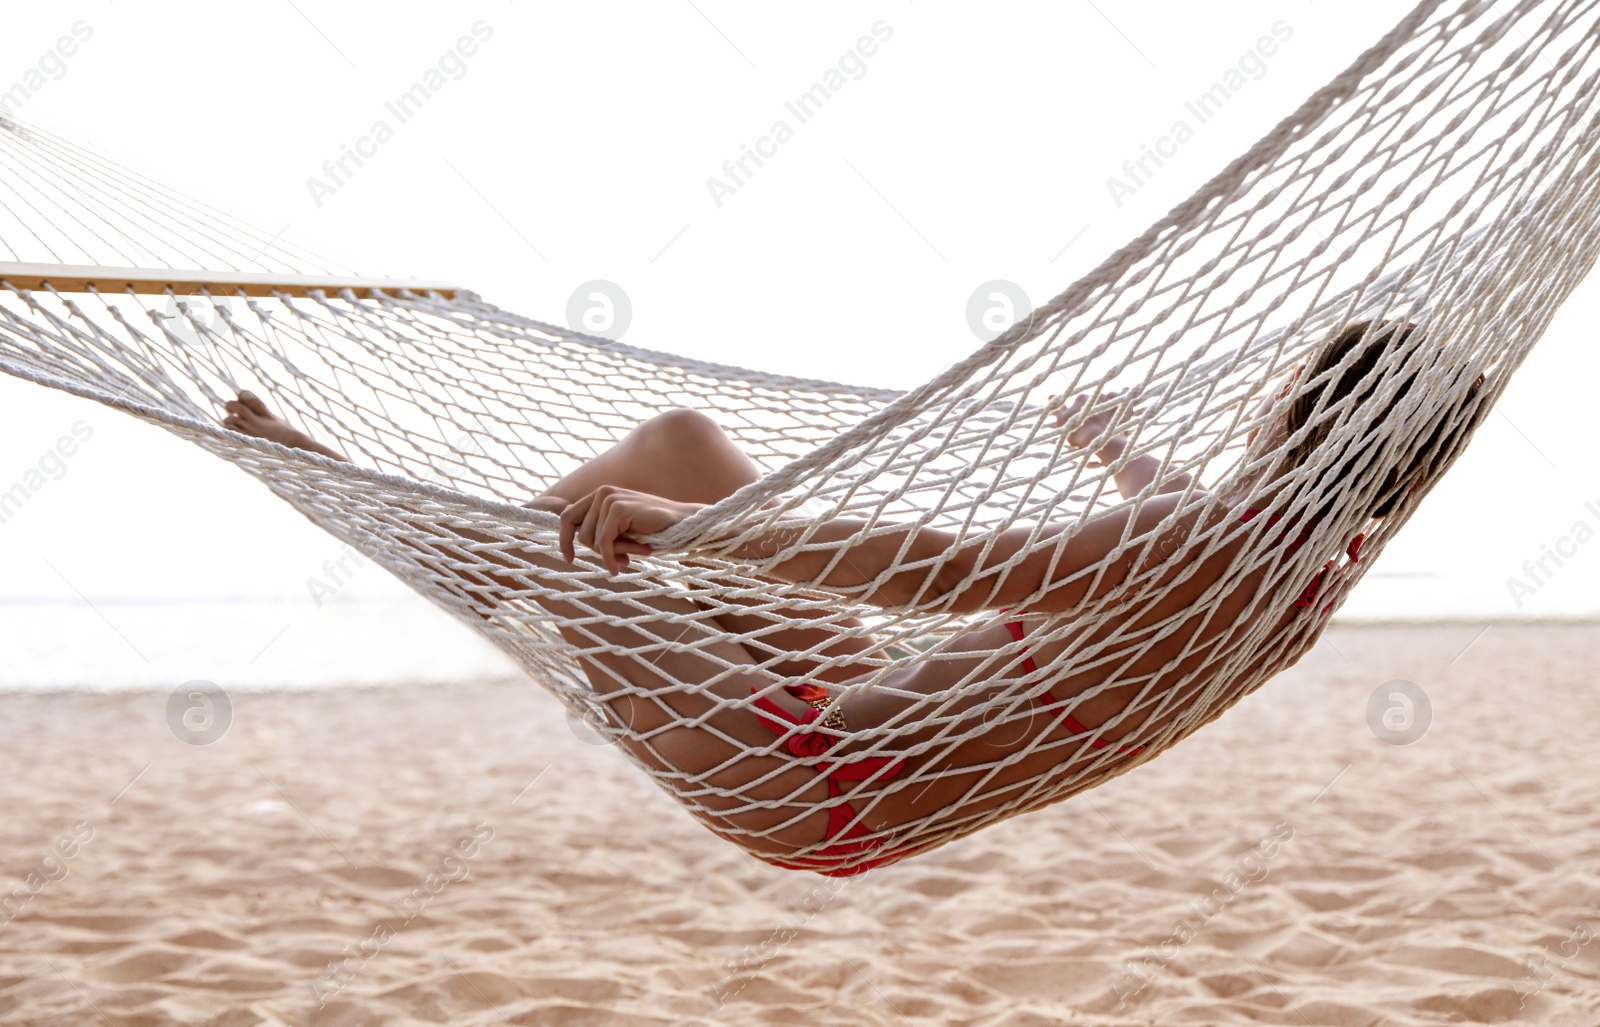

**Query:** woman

left=220, top=320, right=1464, bottom=874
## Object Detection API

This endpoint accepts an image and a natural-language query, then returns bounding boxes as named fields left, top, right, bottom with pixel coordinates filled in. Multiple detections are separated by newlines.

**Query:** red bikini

left=1001, top=618, right=1148, bottom=756
left=749, top=682, right=907, bottom=877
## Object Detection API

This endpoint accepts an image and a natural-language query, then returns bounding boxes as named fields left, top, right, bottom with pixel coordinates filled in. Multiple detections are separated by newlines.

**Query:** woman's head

left=1259, top=319, right=1483, bottom=519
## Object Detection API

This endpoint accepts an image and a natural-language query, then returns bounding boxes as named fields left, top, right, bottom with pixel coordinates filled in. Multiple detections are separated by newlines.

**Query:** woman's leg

left=222, top=393, right=879, bottom=856
left=490, top=542, right=841, bottom=856
left=532, top=407, right=761, bottom=507
left=526, top=408, right=883, bottom=686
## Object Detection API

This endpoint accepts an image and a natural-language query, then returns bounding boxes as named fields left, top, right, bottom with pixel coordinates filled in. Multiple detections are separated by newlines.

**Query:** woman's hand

left=557, top=485, right=704, bottom=574
left=1051, top=389, right=1130, bottom=456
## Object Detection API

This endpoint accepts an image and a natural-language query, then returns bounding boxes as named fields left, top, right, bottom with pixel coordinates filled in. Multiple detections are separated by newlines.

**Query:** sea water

left=1, top=569, right=1591, bottom=692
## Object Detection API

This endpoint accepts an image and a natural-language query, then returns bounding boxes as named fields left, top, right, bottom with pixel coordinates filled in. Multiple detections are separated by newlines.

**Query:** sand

left=1, top=622, right=1598, bottom=1026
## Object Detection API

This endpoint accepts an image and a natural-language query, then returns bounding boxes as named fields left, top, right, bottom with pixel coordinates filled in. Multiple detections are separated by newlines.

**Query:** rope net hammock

left=2, top=0, right=1598, bottom=875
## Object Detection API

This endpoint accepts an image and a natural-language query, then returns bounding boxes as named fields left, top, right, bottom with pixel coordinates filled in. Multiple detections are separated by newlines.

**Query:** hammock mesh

left=2, top=0, right=1598, bottom=874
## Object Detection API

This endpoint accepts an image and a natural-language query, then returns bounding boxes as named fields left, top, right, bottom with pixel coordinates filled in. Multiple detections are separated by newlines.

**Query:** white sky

left=0, top=0, right=1595, bottom=624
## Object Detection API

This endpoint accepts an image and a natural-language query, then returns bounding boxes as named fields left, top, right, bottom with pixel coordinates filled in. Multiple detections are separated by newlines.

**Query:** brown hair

left=1282, top=320, right=1484, bottom=519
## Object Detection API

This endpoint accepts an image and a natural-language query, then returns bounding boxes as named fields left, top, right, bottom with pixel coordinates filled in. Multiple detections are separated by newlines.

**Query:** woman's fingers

left=558, top=487, right=662, bottom=572
left=579, top=495, right=607, bottom=557
left=1055, top=388, right=1129, bottom=418
left=1060, top=397, right=1099, bottom=442
left=558, top=493, right=596, bottom=563
left=600, top=502, right=660, bottom=573
left=1052, top=393, right=1086, bottom=427
left=598, top=496, right=663, bottom=573
left=597, top=496, right=634, bottom=574
left=1054, top=388, right=1135, bottom=445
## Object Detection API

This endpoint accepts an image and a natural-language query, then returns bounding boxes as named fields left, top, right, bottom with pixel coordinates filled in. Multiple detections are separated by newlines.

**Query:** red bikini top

left=1240, top=508, right=1366, bottom=612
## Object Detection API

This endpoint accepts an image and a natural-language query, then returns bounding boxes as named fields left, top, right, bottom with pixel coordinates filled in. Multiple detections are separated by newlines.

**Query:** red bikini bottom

left=1002, top=619, right=1146, bottom=756
left=749, top=683, right=907, bottom=877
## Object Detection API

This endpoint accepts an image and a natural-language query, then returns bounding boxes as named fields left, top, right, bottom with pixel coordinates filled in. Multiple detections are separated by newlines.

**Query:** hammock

left=2, top=0, right=1597, bottom=875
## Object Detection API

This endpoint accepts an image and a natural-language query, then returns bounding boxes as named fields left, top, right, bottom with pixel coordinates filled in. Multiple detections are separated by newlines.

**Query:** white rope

left=2, top=0, right=1598, bottom=874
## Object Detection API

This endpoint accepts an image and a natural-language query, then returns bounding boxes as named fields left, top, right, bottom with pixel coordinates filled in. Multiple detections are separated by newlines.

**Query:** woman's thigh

left=530, top=567, right=847, bottom=856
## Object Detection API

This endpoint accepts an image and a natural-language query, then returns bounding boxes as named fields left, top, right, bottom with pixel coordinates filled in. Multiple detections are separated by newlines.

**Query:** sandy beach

left=2, top=621, right=1598, bottom=1026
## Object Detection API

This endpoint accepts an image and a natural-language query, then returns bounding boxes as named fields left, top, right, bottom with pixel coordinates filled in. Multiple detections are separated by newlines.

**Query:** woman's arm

left=560, top=485, right=1201, bottom=616
left=727, top=507, right=1154, bottom=615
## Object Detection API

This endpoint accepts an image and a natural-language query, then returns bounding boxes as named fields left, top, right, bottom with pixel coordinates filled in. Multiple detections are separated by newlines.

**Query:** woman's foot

left=222, top=390, right=348, bottom=461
